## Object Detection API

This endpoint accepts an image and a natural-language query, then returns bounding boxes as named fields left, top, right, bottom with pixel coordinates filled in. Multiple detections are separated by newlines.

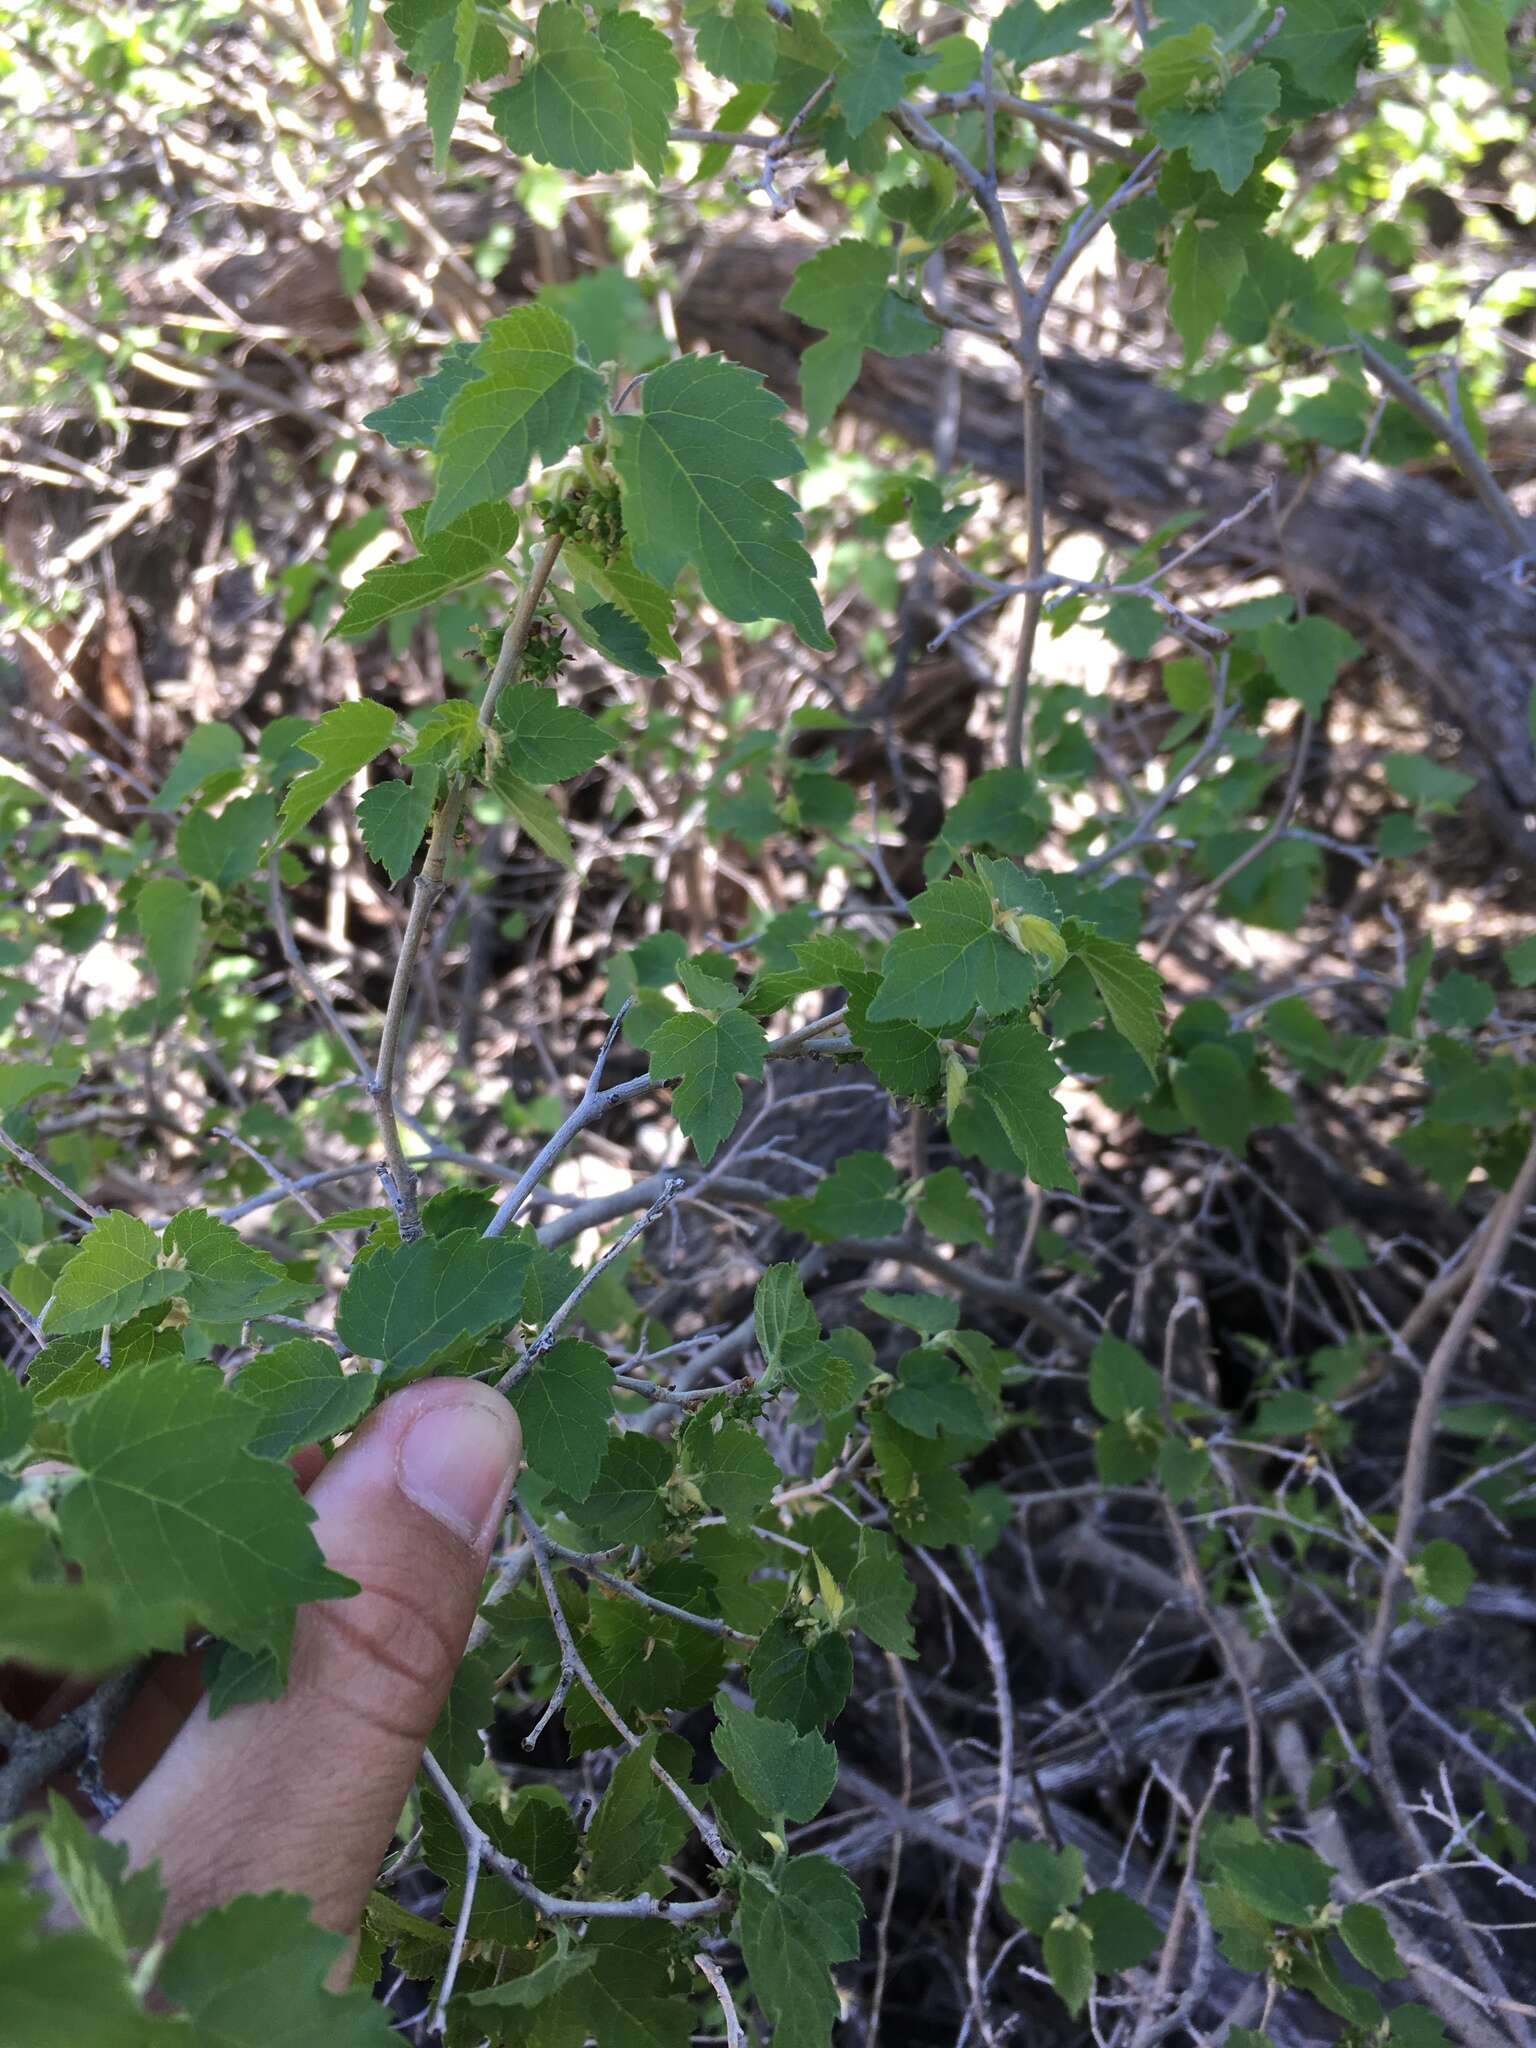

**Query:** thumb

left=104, top=1377, right=520, bottom=1945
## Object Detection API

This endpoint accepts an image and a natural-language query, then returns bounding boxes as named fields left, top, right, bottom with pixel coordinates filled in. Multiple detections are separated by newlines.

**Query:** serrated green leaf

left=1413, top=1535, right=1474, bottom=1608
left=967, top=1017, right=1076, bottom=1191
left=357, top=769, right=439, bottom=885
left=0, top=1860, right=164, bottom=2045
left=1043, top=1918, right=1095, bottom=2017
left=823, top=0, right=934, bottom=132
left=570, top=597, right=666, bottom=676
left=566, top=539, right=680, bottom=659
left=519, top=1921, right=692, bottom=2047
left=155, top=722, right=244, bottom=810
left=176, top=794, right=275, bottom=892
left=1168, top=218, right=1247, bottom=359
left=1266, top=0, right=1374, bottom=106
left=915, top=1165, right=991, bottom=1246
left=335, top=503, right=520, bottom=637
left=783, top=240, right=938, bottom=434
left=552, top=1428, right=672, bottom=1544
left=845, top=1524, right=916, bottom=1655
left=595, top=11, right=679, bottom=181
left=489, top=764, right=577, bottom=867
left=468, top=1945, right=596, bottom=2009
left=1383, top=752, right=1475, bottom=811
left=612, top=353, right=829, bottom=650
left=1080, top=1887, right=1162, bottom=1971
left=1001, top=1838, right=1085, bottom=1933
left=868, top=874, right=1041, bottom=1028
left=493, top=683, right=613, bottom=783
left=1449, top=0, right=1509, bottom=87
left=36, top=1793, right=165, bottom=1959
left=279, top=701, right=399, bottom=841
left=519, top=1337, right=615, bottom=1494
left=44, top=1212, right=169, bottom=1335
left=59, top=1358, right=353, bottom=1663
left=1257, top=615, right=1361, bottom=714
left=713, top=1695, right=837, bottom=1821
left=749, top=1613, right=852, bottom=1730
left=740, top=1854, right=862, bottom=2048
left=233, top=1339, right=379, bottom=1459
left=1088, top=1331, right=1162, bottom=1422
left=772, top=1148, right=904, bottom=1242
left=1068, top=927, right=1164, bottom=1077
left=138, top=877, right=202, bottom=1002
left=158, top=1891, right=394, bottom=2045
left=753, top=1262, right=855, bottom=1416
left=364, top=341, right=479, bottom=449
left=690, top=0, right=779, bottom=82
left=335, top=1228, right=535, bottom=1378
left=1212, top=1837, right=1334, bottom=1925
left=1339, top=1901, right=1405, bottom=1979
left=682, top=1406, right=778, bottom=1529
left=1152, top=63, right=1280, bottom=194
left=887, top=1349, right=987, bottom=1438
left=994, top=0, right=1107, bottom=66
left=584, top=1733, right=693, bottom=1896
left=426, top=304, right=606, bottom=534
left=647, top=1006, right=767, bottom=1162
left=490, top=3, right=633, bottom=173
left=1172, top=1039, right=1252, bottom=1150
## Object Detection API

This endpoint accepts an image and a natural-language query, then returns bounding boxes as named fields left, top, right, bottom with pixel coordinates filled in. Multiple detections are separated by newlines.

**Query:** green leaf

left=682, top=1407, right=778, bottom=1529
left=36, top=1793, right=165, bottom=1958
left=915, top=1165, right=992, bottom=1246
left=467, top=1946, right=596, bottom=2009
left=1257, top=616, right=1361, bottom=714
left=553, top=1428, right=672, bottom=1544
left=1152, top=63, right=1280, bottom=194
left=595, top=11, right=680, bottom=182
left=1080, top=1887, right=1162, bottom=1972
left=0, top=1861, right=163, bottom=2046
left=1212, top=1838, right=1334, bottom=1925
left=750, top=1613, right=853, bottom=1730
left=566, top=540, right=680, bottom=659
left=1339, top=1901, right=1405, bottom=1979
left=512, top=1921, right=692, bottom=2046
left=783, top=240, right=938, bottom=434
left=137, top=878, right=202, bottom=1001
left=335, top=1228, right=535, bottom=1379
left=519, top=1337, right=615, bottom=1495
left=611, top=352, right=829, bottom=649
left=357, top=769, right=439, bottom=885
left=155, top=722, right=244, bottom=809
left=739, top=1854, right=862, bottom=2048
left=489, top=3, right=633, bottom=173
left=573, top=598, right=666, bottom=676
left=823, top=0, right=934, bottom=134
left=869, top=874, right=1041, bottom=1028
left=1068, top=927, right=1164, bottom=1076
left=1383, top=752, right=1476, bottom=811
left=584, top=1734, right=692, bottom=1896
left=1449, top=0, right=1510, bottom=88
left=1172, top=1040, right=1253, bottom=1150
left=364, top=340, right=479, bottom=449
left=334, top=503, right=520, bottom=637
left=1425, top=970, right=1495, bottom=1032
left=1043, top=1919, right=1095, bottom=2017
left=426, top=303, right=606, bottom=534
left=1266, top=0, right=1375, bottom=107
left=994, top=0, right=1107, bottom=67
left=647, top=1006, right=768, bottom=1163
left=713, top=1695, right=838, bottom=1821
left=490, top=764, right=577, bottom=868
left=845, top=1524, right=916, bottom=1655
left=175, top=794, right=275, bottom=892
left=1168, top=218, right=1247, bottom=359
left=158, top=1891, right=394, bottom=2044
left=863, top=1288, right=959, bottom=1338
left=1088, top=1332, right=1161, bottom=1422
left=753, top=1263, right=855, bottom=1415
left=968, top=1017, right=1076, bottom=1191
left=0, top=1368, right=28, bottom=1465
left=44, top=1212, right=169, bottom=1335
left=493, top=683, right=613, bottom=783
left=0, top=1520, right=188, bottom=1674
left=690, top=0, right=779, bottom=83
left=279, top=701, right=399, bottom=841
left=59, top=1358, right=353, bottom=1664
left=772, top=1148, right=904, bottom=1241
left=887, top=1349, right=987, bottom=1438
left=1413, top=1536, right=1474, bottom=1608
left=233, top=1339, right=379, bottom=1460
left=1000, top=1839, right=1084, bottom=1934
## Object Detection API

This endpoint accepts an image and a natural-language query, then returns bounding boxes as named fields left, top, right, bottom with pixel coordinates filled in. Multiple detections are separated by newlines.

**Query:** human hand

left=68, top=1377, right=521, bottom=1977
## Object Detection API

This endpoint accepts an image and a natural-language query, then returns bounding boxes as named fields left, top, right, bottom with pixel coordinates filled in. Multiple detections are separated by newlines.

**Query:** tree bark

left=678, top=230, right=1536, bottom=856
